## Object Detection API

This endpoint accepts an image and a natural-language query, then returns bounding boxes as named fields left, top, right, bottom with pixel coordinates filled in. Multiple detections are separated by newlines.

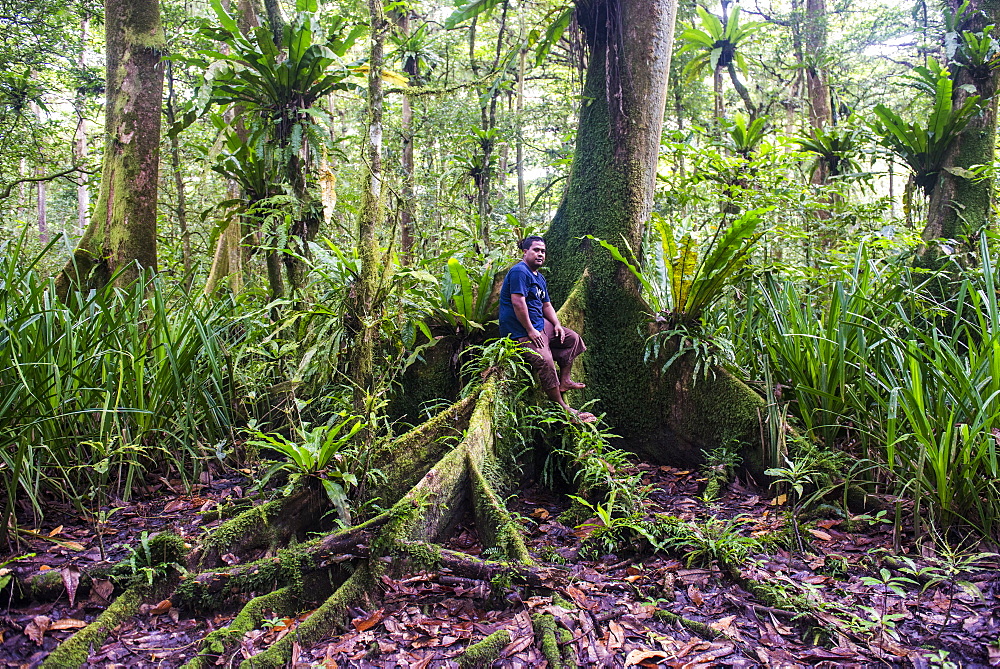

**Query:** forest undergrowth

left=1, top=416, right=997, bottom=668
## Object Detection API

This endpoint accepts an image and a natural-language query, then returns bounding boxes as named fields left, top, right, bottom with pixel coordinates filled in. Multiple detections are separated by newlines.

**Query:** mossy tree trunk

left=920, top=0, right=1000, bottom=266
left=349, top=0, right=389, bottom=423
left=546, top=0, right=677, bottom=440
left=547, top=0, right=768, bottom=469
left=56, top=0, right=164, bottom=296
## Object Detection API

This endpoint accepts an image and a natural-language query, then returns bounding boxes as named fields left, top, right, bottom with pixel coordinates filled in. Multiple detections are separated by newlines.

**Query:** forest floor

left=1, top=462, right=998, bottom=668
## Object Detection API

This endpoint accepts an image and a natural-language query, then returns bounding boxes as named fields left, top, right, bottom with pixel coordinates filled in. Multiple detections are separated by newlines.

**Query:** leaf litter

left=0, top=463, right=996, bottom=666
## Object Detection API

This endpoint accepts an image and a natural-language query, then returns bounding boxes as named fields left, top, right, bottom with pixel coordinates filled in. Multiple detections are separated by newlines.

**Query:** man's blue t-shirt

left=499, top=261, right=549, bottom=338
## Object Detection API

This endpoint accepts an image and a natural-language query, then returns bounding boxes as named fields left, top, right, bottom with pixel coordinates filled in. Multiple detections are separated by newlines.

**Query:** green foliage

left=678, top=5, right=764, bottom=78
left=588, top=206, right=768, bottom=325
left=748, top=234, right=1000, bottom=541
left=654, top=514, right=763, bottom=567
left=871, top=63, right=981, bottom=195
left=793, top=123, right=866, bottom=179
left=0, top=237, right=244, bottom=540
left=250, top=416, right=364, bottom=523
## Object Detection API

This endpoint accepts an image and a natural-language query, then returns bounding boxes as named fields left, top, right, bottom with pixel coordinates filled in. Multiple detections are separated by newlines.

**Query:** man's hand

left=527, top=328, right=545, bottom=347
left=552, top=324, right=565, bottom=343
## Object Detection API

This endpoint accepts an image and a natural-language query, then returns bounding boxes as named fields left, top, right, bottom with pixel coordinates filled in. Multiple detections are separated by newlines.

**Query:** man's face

left=523, top=241, right=546, bottom=270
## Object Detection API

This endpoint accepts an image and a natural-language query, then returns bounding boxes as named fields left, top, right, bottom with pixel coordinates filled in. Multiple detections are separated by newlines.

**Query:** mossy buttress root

left=532, top=613, right=563, bottom=669
left=181, top=586, right=299, bottom=669
left=237, top=565, right=373, bottom=668
left=458, top=629, right=511, bottom=668
left=191, top=483, right=327, bottom=569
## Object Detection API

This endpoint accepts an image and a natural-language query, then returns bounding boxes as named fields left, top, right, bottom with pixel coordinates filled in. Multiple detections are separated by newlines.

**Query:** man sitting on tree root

left=499, top=236, right=596, bottom=423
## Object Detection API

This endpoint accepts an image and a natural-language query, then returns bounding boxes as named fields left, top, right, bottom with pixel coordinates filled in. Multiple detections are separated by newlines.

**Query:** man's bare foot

left=567, top=408, right=596, bottom=423
left=560, top=380, right=586, bottom=392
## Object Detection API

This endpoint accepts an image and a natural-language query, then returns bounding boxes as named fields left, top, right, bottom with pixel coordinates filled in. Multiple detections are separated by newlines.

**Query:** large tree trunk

left=56, top=0, right=164, bottom=296
left=547, top=0, right=767, bottom=468
left=921, top=0, right=1000, bottom=264
left=546, top=0, right=676, bottom=436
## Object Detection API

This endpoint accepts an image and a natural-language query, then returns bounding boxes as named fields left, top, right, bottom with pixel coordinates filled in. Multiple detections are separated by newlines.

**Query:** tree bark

left=164, top=60, right=191, bottom=285
left=349, top=0, right=388, bottom=422
left=397, top=9, right=417, bottom=264
left=546, top=0, right=677, bottom=437
left=921, top=0, right=1000, bottom=263
left=803, top=0, right=832, bottom=131
left=56, top=0, right=164, bottom=295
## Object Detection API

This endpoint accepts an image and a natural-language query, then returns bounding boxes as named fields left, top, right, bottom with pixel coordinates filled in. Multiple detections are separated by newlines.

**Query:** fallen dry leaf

left=352, top=608, right=384, bottom=633
left=48, top=525, right=63, bottom=537
left=25, top=616, right=51, bottom=645
left=90, top=579, right=114, bottom=604
left=531, top=508, right=551, bottom=520
left=687, top=584, right=705, bottom=607
left=608, top=620, right=625, bottom=650
left=61, top=566, right=81, bottom=608
left=49, top=618, right=88, bottom=631
left=625, top=649, right=669, bottom=666
left=808, top=528, right=833, bottom=541
left=150, top=599, right=172, bottom=615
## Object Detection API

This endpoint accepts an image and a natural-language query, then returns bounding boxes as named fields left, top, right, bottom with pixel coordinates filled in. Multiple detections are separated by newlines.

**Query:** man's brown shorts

left=517, top=320, right=586, bottom=390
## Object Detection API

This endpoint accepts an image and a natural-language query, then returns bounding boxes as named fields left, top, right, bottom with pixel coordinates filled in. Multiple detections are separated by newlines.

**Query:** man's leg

left=519, top=332, right=592, bottom=419
left=546, top=323, right=586, bottom=389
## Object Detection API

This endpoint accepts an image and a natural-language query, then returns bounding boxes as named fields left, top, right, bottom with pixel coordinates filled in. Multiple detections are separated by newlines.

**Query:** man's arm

left=542, top=302, right=565, bottom=343
left=511, top=294, right=545, bottom=346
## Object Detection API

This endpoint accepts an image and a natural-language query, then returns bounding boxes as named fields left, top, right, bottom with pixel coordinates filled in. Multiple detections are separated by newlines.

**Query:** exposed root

left=653, top=609, right=720, bottom=639
left=181, top=586, right=299, bottom=669
left=532, top=613, right=563, bottom=669
left=39, top=578, right=176, bottom=669
left=42, top=376, right=539, bottom=665
left=239, top=565, right=374, bottom=668
left=190, top=482, right=327, bottom=569
left=458, top=629, right=511, bottom=668
left=469, top=458, right=531, bottom=563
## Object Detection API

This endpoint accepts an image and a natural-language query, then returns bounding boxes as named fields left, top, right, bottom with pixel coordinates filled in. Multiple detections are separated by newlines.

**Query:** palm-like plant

left=588, top=207, right=770, bottom=325
left=678, top=5, right=764, bottom=117
left=870, top=65, right=980, bottom=195
left=724, top=113, right=768, bottom=158
left=793, top=124, right=866, bottom=179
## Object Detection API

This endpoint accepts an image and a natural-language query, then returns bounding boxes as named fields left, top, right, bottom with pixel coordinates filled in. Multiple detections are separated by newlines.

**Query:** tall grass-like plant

left=750, top=236, right=1000, bottom=540
left=0, top=237, right=246, bottom=541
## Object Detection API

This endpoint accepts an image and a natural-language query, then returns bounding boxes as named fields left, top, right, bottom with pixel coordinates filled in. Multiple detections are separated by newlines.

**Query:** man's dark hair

left=519, top=235, right=545, bottom=250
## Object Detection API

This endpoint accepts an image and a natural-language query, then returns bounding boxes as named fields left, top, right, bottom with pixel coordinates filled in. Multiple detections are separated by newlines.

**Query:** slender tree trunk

left=56, top=0, right=165, bottom=296
left=164, top=60, right=191, bottom=285
left=546, top=0, right=677, bottom=434
left=921, top=0, right=1000, bottom=263
left=204, top=0, right=259, bottom=297
left=30, top=102, right=47, bottom=243
left=516, top=42, right=526, bottom=222
left=75, top=17, right=90, bottom=236
left=349, top=0, right=388, bottom=419
left=803, top=0, right=832, bottom=130
left=397, top=9, right=417, bottom=264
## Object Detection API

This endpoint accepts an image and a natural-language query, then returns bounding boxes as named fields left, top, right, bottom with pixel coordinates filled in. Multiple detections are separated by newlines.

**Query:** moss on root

left=239, top=565, right=373, bottom=668
left=40, top=579, right=174, bottom=668
left=532, top=613, right=562, bottom=669
left=182, top=586, right=299, bottom=669
left=469, top=458, right=531, bottom=564
left=459, top=629, right=511, bottom=668
left=653, top=609, right=720, bottom=639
